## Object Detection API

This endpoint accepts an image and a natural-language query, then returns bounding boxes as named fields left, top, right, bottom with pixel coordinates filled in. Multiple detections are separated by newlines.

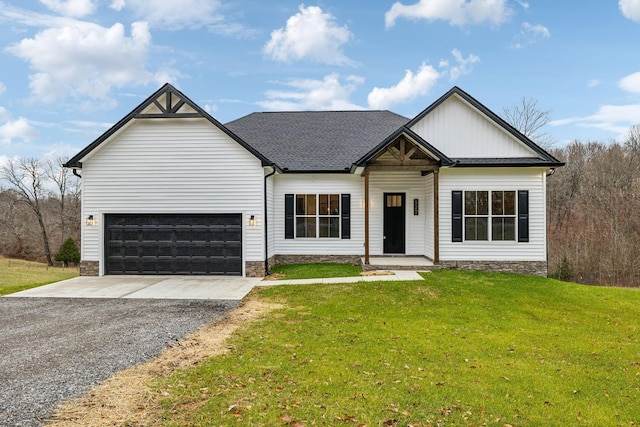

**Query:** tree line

left=547, top=126, right=640, bottom=287
left=1, top=128, right=639, bottom=286
left=0, top=157, right=81, bottom=266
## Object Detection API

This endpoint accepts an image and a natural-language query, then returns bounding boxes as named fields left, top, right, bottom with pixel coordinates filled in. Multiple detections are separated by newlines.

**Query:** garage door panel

left=105, top=214, right=242, bottom=275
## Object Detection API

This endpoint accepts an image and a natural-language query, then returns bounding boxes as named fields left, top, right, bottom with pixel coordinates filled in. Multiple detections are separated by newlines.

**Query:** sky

left=1, top=0, right=640, bottom=163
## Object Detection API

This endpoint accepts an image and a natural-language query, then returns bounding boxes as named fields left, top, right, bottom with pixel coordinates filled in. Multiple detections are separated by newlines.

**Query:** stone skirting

left=437, top=260, right=548, bottom=277
left=79, top=260, right=99, bottom=276
left=245, top=261, right=265, bottom=278
left=269, top=254, right=362, bottom=268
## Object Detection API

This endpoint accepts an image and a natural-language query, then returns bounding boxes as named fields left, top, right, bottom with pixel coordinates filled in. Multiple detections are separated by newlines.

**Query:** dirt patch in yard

left=48, top=292, right=280, bottom=427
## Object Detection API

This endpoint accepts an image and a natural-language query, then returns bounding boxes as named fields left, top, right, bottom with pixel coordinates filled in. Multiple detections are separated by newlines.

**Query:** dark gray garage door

left=105, top=214, right=242, bottom=275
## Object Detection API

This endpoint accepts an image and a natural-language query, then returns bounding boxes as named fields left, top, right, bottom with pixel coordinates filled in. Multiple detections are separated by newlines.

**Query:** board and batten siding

left=410, top=95, right=537, bottom=158
left=438, top=168, right=547, bottom=261
left=368, top=171, right=428, bottom=256
left=272, top=174, right=364, bottom=255
left=80, top=118, right=265, bottom=275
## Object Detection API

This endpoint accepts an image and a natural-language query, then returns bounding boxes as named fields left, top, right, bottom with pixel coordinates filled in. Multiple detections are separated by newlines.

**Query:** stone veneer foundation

left=437, top=260, right=548, bottom=277
left=81, top=258, right=547, bottom=278
left=268, top=254, right=361, bottom=269
left=245, top=261, right=265, bottom=278
left=79, top=260, right=99, bottom=276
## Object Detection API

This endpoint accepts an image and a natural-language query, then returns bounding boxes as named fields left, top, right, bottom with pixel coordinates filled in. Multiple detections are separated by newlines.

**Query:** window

left=452, top=190, right=527, bottom=243
left=464, top=191, right=488, bottom=240
left=463, top=190, right=516, bottom=241
left=491, top=191, right=516, bottom=240
left=295, top=194, right=340, bottom=238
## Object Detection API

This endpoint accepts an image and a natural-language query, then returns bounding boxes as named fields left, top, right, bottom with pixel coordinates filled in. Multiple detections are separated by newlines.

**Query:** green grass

left=0, top=256, right=78, bottom=295
left=269, top=263, right=362, bottom=280
left=155, top=270, right=640, bottom=426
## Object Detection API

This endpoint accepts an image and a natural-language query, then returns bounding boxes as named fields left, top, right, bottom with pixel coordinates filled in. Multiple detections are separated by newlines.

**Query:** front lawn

left=155, top=270, right=640, bottom=426
left=0, top=256, right=78, bottom=295
left=268, top=262, right=362, bottom=280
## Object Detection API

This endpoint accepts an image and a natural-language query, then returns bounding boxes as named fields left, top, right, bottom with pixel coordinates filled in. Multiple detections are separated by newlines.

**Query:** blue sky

left=1, top=0, right=640, bottom=163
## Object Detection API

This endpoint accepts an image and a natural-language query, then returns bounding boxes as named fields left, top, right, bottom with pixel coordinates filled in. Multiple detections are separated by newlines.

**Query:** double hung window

left=295, top=194, right=340, bottom=238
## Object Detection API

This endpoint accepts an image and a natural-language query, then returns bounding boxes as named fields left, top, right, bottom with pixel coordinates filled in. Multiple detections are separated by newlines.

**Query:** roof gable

left=64, top=83, right=271, bottom=169
left=407, top=86, right=562, bottom=164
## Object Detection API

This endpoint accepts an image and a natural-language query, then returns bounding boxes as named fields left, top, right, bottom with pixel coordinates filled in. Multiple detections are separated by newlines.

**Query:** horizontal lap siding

left=81, top=118, right=264, bottom=267
left=369, top=171, right=427, bottom=256
left=410, top=96, right=537, bottom=158
left=272, top=174, right=363, bottom=255
left=424, top=173, right=434, bottom=259
left=439, top=168, right=547, bottom=261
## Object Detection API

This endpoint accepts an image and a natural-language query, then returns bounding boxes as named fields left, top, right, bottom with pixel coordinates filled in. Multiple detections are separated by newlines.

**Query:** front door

left=383, top=193, right=405, bottom=254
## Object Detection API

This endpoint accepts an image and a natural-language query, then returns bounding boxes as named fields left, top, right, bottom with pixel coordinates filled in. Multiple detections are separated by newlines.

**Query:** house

left=64, top=83, right=564, bottom=278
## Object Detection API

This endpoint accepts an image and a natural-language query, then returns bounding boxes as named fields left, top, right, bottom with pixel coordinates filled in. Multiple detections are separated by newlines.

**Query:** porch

left=361, top=256, right=436, bottom=272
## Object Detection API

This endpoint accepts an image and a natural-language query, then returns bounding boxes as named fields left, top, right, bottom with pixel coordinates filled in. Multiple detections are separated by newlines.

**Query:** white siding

left=438, top=167, right=547, bottom=261
left=80, top=118, right=265, bottom=275
left=424, top=173, right=434, bottom=260
left=272, top=174, right=364, bottom=255
left=411, top=95, right=538, bottom=158
left=266, top=170, right=275, bottom=260
left=368, top=171, right=428, bottom=256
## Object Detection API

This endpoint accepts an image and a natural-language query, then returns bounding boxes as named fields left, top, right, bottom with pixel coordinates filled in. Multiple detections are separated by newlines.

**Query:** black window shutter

left=518, top=190, right=529, bottom=242
left=341, top=194, right=351, bottom=239
left=285, top=194, right=294, bottom=239
left=452, top=190, right=463, bottom=242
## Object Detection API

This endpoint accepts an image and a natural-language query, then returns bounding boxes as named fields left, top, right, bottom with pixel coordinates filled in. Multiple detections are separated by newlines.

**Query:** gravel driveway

left=0, top=297, right=239, bottom=427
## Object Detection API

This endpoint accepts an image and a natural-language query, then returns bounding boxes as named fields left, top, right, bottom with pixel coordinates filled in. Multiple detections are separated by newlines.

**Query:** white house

left=64, top=84, right=563, bottom=277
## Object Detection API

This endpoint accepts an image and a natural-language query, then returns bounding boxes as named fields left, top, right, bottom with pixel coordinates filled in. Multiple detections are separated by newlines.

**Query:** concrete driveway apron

left=7, top=275, right=261, bottom=300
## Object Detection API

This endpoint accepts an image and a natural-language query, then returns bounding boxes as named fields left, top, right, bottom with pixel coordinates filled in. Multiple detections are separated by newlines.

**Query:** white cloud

left=619, top=71, right=640, bottom=93
left=109, top=0, right=125, bottom=11
left=441, top=48, right=480, bottom=80
left=551, top=104, right=640, bottom=138
left=258, top=73, right=364, bottom=111
left=620, top=0, right=640, bottom=22
left=0, top=117, right=39, bottom=145
left=511, top=22, right=550, bottom=48
left=116, top=0, right=224, bottom=30
left=517, top=1, right=529, bottom=9
left=6, top=21, right=168, bottom=106
left=368, top=63, right=440, bottom=110
left=39, top=0, right=96, bottom=17
left=263, top=5, right=354, bottom=65
left=43, top=142, right=77, bottom=160
left=0, top=106, right=8, bottom=121
left=385, top=0, right=513, bottom=28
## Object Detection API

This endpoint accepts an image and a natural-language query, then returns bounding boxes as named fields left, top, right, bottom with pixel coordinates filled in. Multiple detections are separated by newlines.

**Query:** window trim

left=462, top=190, right=518, bottom=242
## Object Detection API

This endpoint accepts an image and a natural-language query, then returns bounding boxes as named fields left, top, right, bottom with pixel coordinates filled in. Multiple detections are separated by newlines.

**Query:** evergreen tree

left=55, top=237, right=80, bottom=267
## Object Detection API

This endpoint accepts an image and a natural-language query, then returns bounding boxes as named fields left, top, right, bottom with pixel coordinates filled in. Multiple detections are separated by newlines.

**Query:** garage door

left=105, top=214, right=242, bottom=275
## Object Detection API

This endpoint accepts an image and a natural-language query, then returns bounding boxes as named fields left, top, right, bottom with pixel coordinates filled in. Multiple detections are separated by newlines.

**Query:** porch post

left=364, top=169, right=370, bottom=264
left=433, top=168, right=440, bottom=264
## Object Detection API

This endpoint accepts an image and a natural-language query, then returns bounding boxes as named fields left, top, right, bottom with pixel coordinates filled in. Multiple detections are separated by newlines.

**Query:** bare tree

left=45, top=157, right=76, bottom=247
left=1, top=157, right=54, bottom=265
left=503, top=97, right=555, bottom=149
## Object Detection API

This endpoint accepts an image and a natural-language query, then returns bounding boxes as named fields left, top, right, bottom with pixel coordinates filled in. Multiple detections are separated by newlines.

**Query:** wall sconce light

left=413, top=199, right=419, bottom=215
left=86, top=215, right=95, bottom=226
left=249, top=215, right=256, bottom=226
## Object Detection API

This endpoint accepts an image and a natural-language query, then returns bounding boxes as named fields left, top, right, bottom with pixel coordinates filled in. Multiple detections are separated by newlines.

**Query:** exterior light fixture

left=86, top=215, right=95, bottom=226
left=249, top=215, right=256, bottom=226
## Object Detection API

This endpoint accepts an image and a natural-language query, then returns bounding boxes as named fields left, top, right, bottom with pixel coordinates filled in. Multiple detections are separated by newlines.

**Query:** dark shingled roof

left=225, top=110, right=410, bottom=172
left=453, top=157, right=565, bottom=167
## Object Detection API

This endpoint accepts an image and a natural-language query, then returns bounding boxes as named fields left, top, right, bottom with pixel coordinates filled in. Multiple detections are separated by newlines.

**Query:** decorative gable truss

left=136, top=87, right=202, bottom=119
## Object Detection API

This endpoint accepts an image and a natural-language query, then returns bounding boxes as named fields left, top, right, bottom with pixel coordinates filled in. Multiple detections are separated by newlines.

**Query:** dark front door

left=383, top=193, right=405, bottom=254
